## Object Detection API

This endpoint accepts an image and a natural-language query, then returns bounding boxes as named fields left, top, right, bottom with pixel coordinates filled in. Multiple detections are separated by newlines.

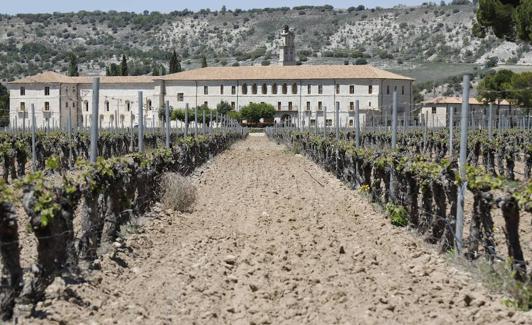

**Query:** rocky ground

left=24, top=133, right=531, bottom=324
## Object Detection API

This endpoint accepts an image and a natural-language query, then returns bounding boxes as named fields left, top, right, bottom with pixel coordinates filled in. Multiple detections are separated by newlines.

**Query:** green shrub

left=385, top=203, right=408, bottom=227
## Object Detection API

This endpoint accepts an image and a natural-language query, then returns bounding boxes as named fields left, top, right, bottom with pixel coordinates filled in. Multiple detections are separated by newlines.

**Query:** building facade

left=8, top=65, right=413, bottom=129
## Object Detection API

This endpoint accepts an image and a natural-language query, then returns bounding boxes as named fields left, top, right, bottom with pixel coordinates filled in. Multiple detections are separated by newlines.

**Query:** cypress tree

left=169, top=50, right=179, bottom=74
left=120, top=55, right=128, bottom=76
left=68, top=53, right=79, bottom=76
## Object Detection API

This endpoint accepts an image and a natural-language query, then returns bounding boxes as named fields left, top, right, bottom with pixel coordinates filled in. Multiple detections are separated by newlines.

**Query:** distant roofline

left=9, top=64, right=414, bottom=85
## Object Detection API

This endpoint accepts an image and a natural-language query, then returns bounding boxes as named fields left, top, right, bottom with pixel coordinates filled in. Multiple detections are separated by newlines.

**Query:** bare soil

left=28, top=134, right=531, bottom=324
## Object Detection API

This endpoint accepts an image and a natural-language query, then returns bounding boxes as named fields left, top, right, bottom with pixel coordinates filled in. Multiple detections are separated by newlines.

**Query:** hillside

left=1, top=4, right=531, bottom=86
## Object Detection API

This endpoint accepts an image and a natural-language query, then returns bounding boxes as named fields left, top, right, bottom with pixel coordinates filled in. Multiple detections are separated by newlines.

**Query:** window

left=20, top=87, right=25, bottom=96
left=44, top=87, right=50, bottom=96
left=262, top=84, right=267, bottom=95
left=220, top=85, right=224, bottom=95
left=282, top=83, right=288, bottom=94
left=292, top=83, right=297, bottom=95
left=326, top=119, right=332, bottom=126
left=231, top=86, right=236, bottom=95
left=204, top=86, right=208, bottom=95
left=387, top=85, right=390, bottom=95
left=242, top=83, right=248, bottom=95
left=177, top=93, right=184, bottom=101
left=307, top=84, right=311, bottom=94
left=231, top=102, right=235, bottom=108
left=318, top=85, right=323, bottom=94
left=318, top=101, right=322, bottom=110
left=368, top=85, right=373, bottom=94
left=288, top=102, right=293, bottom=110
left=350, top=102, right=354, bottom=111
left=20, top=102, right=25, bottom=111
left=278, top=102, right=281, bottom=111
left=349, top=85, right=355, bottom=94
left=306, top=101, right=310, bottom=111
left=272, top=83, right=278, bottom=95
left=432, top=107, right=437, bottom=114
left=147, top=100, right=152, bottom=110
left=204, top=101, right=208, bottom=107
left=65, top=102, right=69, bottom=108
left=349, top=119, right=354, bottom=127
left=368, top=101, right=372, bottom=107
left=72, top=102, right=76, bottom=108
left=336, top=84, right=340, bottom=94
left=44, top=102, right=50, bottom=111
left=402, top=86, right=405, bottom=95
left=105, top=101, right=109, bottom=111
left=126, top=101, right=130, bottom=111
left=84, top=101, right=89, bottom=112
left=252, top=84, right=257, bottom=94
left=310, top=119, right=316, bottom=126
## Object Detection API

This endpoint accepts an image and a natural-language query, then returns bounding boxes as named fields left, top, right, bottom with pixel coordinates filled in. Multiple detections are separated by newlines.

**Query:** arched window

left=282, top=83, right=288, bottom=94
left=272, top=83, right=278, bottom=94
left=292, top=83, right=297, bottom=94
left=252, top=84, right=257, bottom=94
left=147, top=99, right=152, bottom=110
left=84, top=101, right=89, bottom=112
left=242, top=83, right=248, bottom=95
left=262, top=84, right=267, bottom=94
left=105, top=100, right=109, bottom=111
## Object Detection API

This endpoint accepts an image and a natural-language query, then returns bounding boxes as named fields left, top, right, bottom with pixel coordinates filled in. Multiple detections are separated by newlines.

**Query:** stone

left=339, top=246, right=345, bottom=254
left=224, top=255, right=237, bottom=265
left=45, top=277, right=66, bottom=299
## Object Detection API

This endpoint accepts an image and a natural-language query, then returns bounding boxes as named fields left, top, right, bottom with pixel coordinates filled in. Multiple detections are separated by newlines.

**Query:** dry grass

left=160, top=173, right=197, bottom=212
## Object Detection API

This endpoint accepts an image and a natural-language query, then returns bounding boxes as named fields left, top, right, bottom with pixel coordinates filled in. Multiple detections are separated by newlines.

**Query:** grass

left=448, top=252, right=532, bottom=311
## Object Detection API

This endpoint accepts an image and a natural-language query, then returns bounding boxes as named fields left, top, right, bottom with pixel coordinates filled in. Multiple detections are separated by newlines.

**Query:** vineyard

left=268, top=124, right=531, bottom=306
left=0, top=125, right=246, bottom=320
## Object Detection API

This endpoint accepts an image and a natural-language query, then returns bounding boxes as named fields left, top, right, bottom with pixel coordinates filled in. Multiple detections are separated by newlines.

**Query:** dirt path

left=34, top=134, right=530, bottom=324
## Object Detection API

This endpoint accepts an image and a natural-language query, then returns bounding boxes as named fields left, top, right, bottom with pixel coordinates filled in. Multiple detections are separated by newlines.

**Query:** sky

left=2, top=0, right=428, bottom=15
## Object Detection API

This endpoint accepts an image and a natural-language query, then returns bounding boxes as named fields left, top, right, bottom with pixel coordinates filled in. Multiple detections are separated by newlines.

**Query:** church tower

left=279, top=25, right=296, bottom=66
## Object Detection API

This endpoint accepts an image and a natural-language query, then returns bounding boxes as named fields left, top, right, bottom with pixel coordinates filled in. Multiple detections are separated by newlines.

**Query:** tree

left=354, top=58, right=368, bottom=65
left=108, top=63, right=120, bottom=76
left=152, top=63, right=160, bottom=76
left=120, top=55, right=128, bottom=76
left=0, top=84, right=9, bottom=127
left=477, top=69, right=515, bottom=124
left=510, top=71, right=532, bottom=107
left=67, top=53, right=79, bottom=76
left=475, top=0, right=532, bottom=42
left=216, top=101, right=233, bottom=115
left=201, top=56, right=208, bottom=68
left=169, top=50, right=181, bottom=74
left=240, top=103, right=275, bottom=123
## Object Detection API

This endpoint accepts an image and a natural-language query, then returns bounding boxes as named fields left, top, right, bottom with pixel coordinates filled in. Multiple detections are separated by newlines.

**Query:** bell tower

left=279, top=25, right=296, bottom=66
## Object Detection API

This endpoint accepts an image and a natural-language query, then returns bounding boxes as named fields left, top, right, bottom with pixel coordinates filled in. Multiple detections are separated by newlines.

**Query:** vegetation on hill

left=0, top=3, right=530, bottom=84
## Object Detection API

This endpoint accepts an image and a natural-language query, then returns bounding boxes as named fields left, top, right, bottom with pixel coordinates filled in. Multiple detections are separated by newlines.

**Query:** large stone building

left=8, top=27, right=414, bottom=129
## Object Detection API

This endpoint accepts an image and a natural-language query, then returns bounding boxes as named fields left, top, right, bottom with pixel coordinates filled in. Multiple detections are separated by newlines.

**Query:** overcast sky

left=3, top=1, right=428, bottom=14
